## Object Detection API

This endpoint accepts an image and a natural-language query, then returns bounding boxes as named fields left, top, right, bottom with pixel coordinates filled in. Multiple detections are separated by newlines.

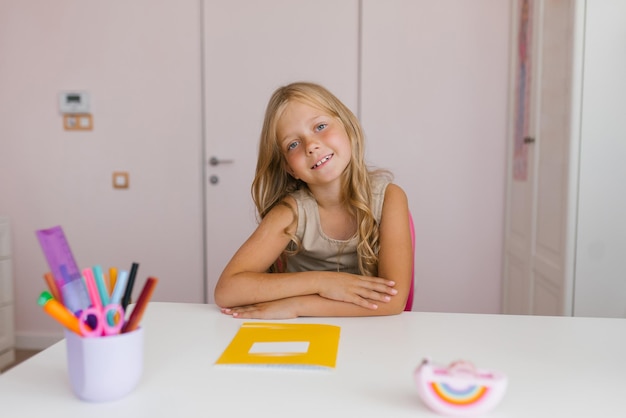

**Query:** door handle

left=523, top=136, right=535, bottom=144
left=209, top=156, right=234, bottom=166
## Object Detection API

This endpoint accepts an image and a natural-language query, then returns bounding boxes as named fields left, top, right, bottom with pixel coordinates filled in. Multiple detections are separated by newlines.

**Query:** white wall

left=574, top=1, right=626, bottom=317
left=0, top=0, right=510, bottom=348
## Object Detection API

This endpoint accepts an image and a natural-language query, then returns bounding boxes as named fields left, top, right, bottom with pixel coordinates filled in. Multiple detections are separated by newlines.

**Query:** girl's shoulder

left=383, top=183, right=408, bottom=202
left=382, top=183, right=409, bottom=216
left=261, top=195, right=298, bottom=231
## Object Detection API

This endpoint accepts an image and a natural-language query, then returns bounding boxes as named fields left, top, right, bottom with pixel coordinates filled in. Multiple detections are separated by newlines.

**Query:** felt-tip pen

left=82, top=268, right=103, bottom=310
left=121, top=262, right=139, bottom=311
left=37, top=291, right=84, bottom=336
left=92, top=265, right=110, bottom=306
left=43, top=272, right=63, bottom=304
left=110, top=270, right=129, bottom=306
left=122, top=277, right=157, bottom=333
left=108, top=267, right=118, bottom=295
left=107, top=270, right=129, bottom=324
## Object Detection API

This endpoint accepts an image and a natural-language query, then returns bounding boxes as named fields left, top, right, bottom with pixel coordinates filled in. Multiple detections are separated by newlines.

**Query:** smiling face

left=276, top=100, right=352, bottom=189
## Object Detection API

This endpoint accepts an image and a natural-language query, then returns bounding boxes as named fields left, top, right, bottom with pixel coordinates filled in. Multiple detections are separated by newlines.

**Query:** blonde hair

left=252, top=82, right=387, bottom=276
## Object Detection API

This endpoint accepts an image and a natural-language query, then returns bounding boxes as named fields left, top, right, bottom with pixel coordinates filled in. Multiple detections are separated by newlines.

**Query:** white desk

left=1, top=303, right=625, bottom=417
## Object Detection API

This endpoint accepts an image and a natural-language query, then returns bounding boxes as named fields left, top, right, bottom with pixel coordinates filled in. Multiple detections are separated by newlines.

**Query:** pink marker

left=82, top=268, right=102, bottom=311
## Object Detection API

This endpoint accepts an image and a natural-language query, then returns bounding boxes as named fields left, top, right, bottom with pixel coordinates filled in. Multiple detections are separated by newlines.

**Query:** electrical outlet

left=112, top=172, right=129, bottom=189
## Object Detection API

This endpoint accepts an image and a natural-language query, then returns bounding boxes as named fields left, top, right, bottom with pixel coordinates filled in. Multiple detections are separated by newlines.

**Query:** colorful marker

left=122, top=277, right=157, bottom=333
left=108, top=267, right=118, bottom=295
left=43, top=272, right=63, bottom=304
left=82, top=268, right=102, bottom=310
left=109, top=270, right=129, bottom=306
left=107, top=270, right=129, bottom=324
left=92, top=265, right=110, bottom=306
left=37, top=291, right=83, bottom=336
left=121, top=262, right=139, bottom=311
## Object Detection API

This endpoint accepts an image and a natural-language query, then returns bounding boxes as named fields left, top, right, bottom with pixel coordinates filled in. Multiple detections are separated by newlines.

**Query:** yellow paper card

left=215, top=322, right=341, bottom=369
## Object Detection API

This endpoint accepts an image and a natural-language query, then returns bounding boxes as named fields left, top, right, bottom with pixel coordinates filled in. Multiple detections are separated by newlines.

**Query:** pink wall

left=0, top=0, right=511, bottom=348
left=0, top=1, right=205, bottom=348
left=361, top=0, right=510, bottom=313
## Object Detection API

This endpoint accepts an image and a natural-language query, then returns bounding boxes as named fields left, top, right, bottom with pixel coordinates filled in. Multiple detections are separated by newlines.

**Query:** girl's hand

left=317, top=274, right=398, bottom=310
left=221, top=299, right=299, bottom=319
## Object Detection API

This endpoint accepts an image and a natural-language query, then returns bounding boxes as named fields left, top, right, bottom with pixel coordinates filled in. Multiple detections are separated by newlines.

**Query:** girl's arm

left=222, top=293, right=402, bottom=319
left=214, top=198, right=398, bottom=310
left=219, top=184, right=414, bottom=318
left=375, top=183, right=413, bottom=312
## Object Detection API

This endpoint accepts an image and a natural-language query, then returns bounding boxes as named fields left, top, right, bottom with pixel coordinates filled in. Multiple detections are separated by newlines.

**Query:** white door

left=502, top=0, right=537, bottom=314
left=503, top=0, right=577, bottom=316
left=202, top=0, right=359, bottom=303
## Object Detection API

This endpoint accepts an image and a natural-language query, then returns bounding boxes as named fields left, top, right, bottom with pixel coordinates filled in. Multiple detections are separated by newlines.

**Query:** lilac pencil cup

left=64, top=327, right=144, bottom=402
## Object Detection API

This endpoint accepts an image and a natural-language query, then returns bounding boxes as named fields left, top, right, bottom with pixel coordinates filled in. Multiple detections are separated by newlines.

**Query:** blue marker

left=92, top=265, right=110, bottom=306
left=110, top=270, right=129, bottom=306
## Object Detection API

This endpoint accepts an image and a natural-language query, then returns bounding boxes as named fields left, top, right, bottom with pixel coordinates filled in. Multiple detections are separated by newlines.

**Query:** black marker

left=121, top=262, right=139, bottom=312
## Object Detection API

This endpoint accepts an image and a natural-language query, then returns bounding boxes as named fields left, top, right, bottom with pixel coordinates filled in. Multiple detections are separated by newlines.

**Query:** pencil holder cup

left=65, top=327, right=144, bottom=402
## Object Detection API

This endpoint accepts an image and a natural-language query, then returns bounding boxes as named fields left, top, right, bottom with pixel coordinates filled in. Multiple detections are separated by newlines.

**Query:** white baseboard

left=15, top=331, right=64, bottom=351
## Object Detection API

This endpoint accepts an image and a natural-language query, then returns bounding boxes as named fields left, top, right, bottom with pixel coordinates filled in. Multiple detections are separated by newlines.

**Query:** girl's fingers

left=354, top=298, right=378, bottom=310
left=360, top=280, right=398, bottom=296
left=361, top=289, right=393, bottom=303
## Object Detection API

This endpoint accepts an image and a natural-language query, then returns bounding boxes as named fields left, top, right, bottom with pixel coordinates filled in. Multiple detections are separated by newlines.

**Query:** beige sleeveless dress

left=285, top=175, right=390, bottom=274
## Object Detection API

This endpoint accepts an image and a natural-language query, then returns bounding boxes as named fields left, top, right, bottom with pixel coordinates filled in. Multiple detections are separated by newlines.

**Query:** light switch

left=78, top=115, right=91, bottom=128
left=112, top=172, right=129, bottom=189
left=64, top=114, right=93, bottom=131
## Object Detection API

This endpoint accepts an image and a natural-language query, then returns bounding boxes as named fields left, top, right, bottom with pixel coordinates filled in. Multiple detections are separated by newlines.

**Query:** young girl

left=215, top=82, right=413, bottom=319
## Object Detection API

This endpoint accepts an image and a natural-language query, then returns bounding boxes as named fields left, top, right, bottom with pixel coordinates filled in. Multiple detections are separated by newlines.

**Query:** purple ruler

left=36, top=226, right=91, bottom=314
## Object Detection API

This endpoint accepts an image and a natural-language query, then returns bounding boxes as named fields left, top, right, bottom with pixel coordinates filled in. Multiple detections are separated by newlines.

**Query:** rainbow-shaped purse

left=414, top=359, right=507, bottom=416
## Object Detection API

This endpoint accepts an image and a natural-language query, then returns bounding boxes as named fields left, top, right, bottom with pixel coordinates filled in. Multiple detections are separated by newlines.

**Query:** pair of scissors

left=79, top=268, right=125, bottom=337
left=78, top=303, right=124, bottom=337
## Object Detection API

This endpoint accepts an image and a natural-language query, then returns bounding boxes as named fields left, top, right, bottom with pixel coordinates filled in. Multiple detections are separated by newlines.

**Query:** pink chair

left=404, top=212, right=415, bottom=311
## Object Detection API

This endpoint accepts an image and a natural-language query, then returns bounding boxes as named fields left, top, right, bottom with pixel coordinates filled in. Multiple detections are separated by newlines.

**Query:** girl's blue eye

left=316, top=123, right=327, bottom=132
left=287, top=141, right=299, bottom=151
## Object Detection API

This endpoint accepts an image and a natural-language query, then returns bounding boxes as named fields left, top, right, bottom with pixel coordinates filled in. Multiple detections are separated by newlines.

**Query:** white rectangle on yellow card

left=249, top=341, right=310, bottom=354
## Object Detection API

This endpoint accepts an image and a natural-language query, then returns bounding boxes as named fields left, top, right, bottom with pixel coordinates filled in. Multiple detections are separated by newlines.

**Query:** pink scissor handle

left=78, top=306, right=103, bottom=337
left=102, top=303, right=124, bottom=335
left=78, top=304, right=124, bottom=337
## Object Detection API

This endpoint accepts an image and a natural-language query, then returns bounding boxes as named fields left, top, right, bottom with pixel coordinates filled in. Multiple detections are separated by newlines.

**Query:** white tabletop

left=1, top=302, right=625, bottom=417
